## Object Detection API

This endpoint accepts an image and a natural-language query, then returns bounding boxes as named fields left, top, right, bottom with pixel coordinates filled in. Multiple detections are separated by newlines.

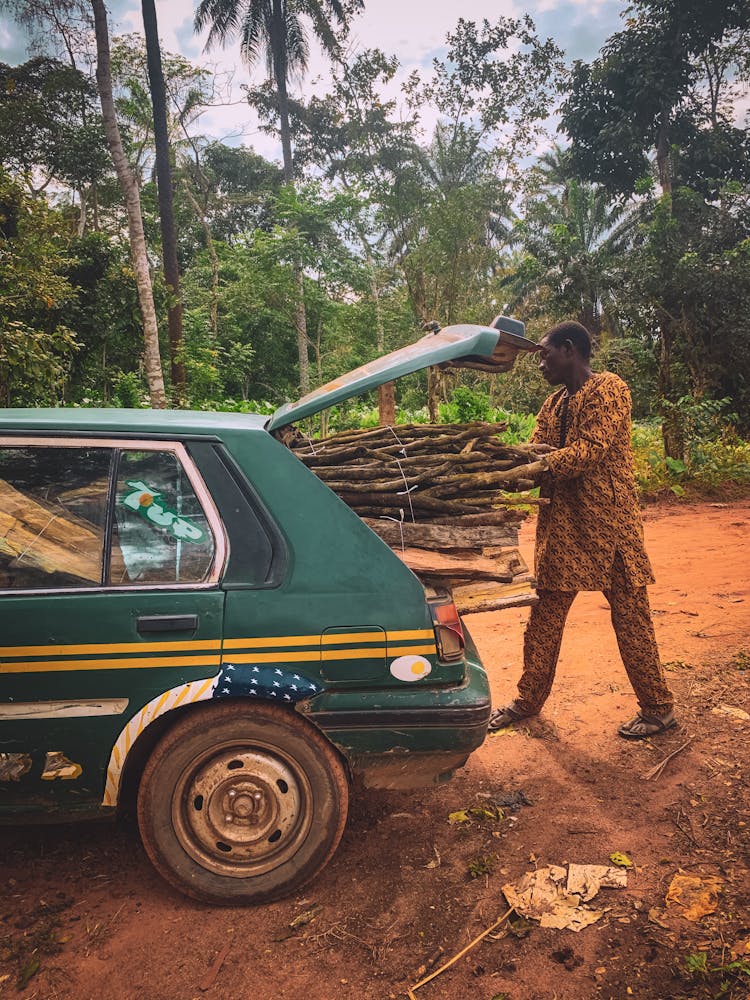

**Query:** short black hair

left=543, top=321, right=592, bottom=360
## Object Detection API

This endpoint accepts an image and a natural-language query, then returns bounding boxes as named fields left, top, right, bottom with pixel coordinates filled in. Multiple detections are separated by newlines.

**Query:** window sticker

left=121, top=480, right=206, bottom=543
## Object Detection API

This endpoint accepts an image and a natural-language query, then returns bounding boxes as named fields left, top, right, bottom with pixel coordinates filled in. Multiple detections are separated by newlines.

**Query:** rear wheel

left=137, top=701, right=348, bottom=904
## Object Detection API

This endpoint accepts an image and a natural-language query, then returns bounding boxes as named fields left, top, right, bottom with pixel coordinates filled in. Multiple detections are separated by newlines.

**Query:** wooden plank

left=452, top=576, right=537, bottom=614
left=456, top=591, right=539, bottom=615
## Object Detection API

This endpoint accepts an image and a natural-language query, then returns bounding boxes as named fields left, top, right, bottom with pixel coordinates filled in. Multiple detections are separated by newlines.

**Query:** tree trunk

left=658, top=315, right=684, bottom=460
left=427, top=367, right=442, bottom=423
left=293, top=267, right=310, bottom=395
left=378, top=382, right=396, bottom=426
left=91, top=0, right=167, bottom=408
left=363, top=225, right=394, bottom=424
left=655, top=106, right=672, bottom=196
left=76, top=186, right=87, bottom=236
left=142, top=0, right=185, bottom=403
left=272, top=22, right=309, bottom=395
left=182, top=183, right=219, bottom=340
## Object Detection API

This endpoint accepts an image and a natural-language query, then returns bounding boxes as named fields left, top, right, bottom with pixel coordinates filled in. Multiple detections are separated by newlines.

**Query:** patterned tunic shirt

left=531, top=371, right=654, bottom=591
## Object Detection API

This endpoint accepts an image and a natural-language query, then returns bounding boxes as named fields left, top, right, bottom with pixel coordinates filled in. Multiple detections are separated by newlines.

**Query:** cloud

left=0, top=20, right=29, bottom=64
left=531, top=0, right=622, bottom=62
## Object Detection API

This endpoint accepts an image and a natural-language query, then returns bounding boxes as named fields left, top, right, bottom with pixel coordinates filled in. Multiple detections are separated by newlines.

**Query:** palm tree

left=194, top=0, right=362, bottom=393
left=506, top=149, right=630, bottom=339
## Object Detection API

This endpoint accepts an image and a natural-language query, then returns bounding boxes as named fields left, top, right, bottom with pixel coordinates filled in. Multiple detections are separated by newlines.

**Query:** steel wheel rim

left=172, top=738, right=313, bottom=878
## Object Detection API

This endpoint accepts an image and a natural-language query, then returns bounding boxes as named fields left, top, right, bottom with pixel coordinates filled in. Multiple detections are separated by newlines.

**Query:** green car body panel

left=0, top=326, right=497, bottom=827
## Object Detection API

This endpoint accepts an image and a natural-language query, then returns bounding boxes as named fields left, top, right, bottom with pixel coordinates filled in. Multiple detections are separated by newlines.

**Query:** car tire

left=137, top=700, right=349, bottom=904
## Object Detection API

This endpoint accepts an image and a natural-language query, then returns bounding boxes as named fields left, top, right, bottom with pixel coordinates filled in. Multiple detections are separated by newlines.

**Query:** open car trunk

left=271, top=321, right=540, bottom=614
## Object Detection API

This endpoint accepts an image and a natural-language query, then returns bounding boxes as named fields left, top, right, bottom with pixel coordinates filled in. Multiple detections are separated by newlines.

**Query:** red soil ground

left=1, top=499, right=749, bottom=1000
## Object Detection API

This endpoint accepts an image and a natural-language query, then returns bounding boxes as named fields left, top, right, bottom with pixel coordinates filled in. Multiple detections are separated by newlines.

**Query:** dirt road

left=2, top=500, right=749, bottom=1000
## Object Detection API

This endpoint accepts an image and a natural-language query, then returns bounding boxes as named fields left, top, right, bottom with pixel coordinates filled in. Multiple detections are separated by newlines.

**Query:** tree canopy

left=0, top=0, right=748, bottom=464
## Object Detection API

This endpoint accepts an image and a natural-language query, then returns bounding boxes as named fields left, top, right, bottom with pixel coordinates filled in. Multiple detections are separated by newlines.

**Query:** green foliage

left=0, top=56, right=110, bottom=191
left=632, top=418, right=750, bottom=494
left=438, top=385, right=493, bottom=423
left=467, top=855, right=495, bottom=879
left=684, top=949, right=750, bottom=997
left=506, top=153, right=629, bottom=336
left=0, top=3, right=748, bottom=487
left=0, top=169, right=79, bottom=405
left=594, top=337, right=658, bottom=420
left=112, top=371, right=147, bottom=408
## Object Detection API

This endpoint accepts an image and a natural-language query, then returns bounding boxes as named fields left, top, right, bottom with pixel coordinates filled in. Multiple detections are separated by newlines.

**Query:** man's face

left=537, top=336, right=569, bottom=385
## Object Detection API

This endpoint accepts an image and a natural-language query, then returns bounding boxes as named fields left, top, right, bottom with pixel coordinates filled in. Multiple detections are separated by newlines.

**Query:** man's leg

left=515, top=588, right=577, bottom=715
left=606, top=554, right=675, bottom=734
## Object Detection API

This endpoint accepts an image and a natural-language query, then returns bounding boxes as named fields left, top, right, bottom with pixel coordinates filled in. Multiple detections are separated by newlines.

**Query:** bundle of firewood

left=289, top=422, right=546, bottom=614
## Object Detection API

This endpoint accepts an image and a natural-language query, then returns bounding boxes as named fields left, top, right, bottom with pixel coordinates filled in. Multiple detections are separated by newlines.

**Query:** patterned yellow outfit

left=515, top=372, right=674, bottom=717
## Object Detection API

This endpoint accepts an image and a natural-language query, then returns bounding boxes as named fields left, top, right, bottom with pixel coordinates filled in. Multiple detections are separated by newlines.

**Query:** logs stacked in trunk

left=288, top=422, right=540, bottom=614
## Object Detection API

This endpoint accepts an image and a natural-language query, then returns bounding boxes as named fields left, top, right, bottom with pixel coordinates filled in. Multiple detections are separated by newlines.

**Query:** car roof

left=0, top=407, right=269, bottom=437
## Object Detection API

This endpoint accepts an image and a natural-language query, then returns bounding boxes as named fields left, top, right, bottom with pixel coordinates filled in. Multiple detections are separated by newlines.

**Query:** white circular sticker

left=389, top=655, right=432, bottom=683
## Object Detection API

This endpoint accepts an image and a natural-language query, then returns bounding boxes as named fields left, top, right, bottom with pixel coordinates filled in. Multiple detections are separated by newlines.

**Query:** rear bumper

left=303, top=643, right=490, bottom=788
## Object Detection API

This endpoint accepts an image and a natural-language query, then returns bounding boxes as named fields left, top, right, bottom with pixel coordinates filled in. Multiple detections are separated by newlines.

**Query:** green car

left=0, top=323, right=522, bottom=904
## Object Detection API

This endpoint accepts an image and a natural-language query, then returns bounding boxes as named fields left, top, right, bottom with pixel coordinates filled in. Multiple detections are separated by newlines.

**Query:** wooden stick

left=406, top=908, right=514, bottom=998
left=644, top=738, right=693, bottom=780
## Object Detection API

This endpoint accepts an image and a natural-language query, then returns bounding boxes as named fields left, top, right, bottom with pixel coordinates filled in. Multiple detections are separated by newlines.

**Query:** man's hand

left=494, top=459, right=549, bottom=484
left=528, top=443, right=557, bottom=455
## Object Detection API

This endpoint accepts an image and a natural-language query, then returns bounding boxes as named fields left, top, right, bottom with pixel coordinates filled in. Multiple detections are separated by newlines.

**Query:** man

left=489, top=320, right=676, bottom=739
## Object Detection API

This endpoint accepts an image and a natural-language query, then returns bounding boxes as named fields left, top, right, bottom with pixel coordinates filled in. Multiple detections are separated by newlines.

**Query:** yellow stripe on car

left=0, top=655, right=222, bottom=674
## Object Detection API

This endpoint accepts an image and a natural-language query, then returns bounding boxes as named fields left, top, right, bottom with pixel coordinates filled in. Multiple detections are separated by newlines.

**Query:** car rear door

left=0, top=437, right=226, bottom=816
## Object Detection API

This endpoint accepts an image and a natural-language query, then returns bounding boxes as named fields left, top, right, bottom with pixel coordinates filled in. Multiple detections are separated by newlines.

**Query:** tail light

left=429, top=595, right=465, bottom=663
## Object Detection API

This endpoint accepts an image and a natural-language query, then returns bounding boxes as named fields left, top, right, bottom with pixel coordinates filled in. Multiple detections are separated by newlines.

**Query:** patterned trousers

left=516, top=553, right=674, bottom=717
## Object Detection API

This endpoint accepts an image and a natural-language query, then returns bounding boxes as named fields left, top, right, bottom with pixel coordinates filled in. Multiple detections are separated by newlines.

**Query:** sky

left=0, top=0, right=630, bottom=164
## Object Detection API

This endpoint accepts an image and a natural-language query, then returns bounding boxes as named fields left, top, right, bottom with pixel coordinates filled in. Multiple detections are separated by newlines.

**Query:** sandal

left=488, top=703, right=532, bottom=733
left=617, top=711, right=676, bottom=740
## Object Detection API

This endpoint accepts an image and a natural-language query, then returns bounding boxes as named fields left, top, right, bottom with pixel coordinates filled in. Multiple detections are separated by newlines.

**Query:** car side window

left=0, top=445, right=112, bottom=590
left=110, top=450, right=215, bottom=585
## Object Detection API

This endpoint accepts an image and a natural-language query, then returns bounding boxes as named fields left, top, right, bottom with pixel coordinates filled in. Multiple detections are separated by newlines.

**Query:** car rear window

left=0, top=443, right=218, bottom=591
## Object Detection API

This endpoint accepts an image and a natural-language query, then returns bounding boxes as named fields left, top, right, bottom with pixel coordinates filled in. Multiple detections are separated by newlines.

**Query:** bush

left=632, top=419, right=750, bottom=495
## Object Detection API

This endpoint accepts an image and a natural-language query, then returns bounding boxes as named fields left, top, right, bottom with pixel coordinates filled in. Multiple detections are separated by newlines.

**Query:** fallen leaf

left=17, top=956, right=40, bottom=989
left=730, top=937, right=750, bottom=960
left=502, top=864, right=626, bottom=933
left=469, top=805, right=499, bottom=821
left=289, top=905, right=321, bottom=929
left=567, top=864, right=628, bottom=900
left=666, top=874, right=724, bottom=921
left=448, top=809, right=470, bottom=824
left=425, top=845, right=441, bottom=869
left=609, top=852, right=634, bottom=868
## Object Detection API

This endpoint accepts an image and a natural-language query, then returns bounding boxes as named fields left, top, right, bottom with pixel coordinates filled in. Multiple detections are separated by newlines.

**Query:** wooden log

left=394, top=547, right=514, bottom=582
left=363, top=519, right=519, bottom=550
left=0, top=478, right=127, bottom=583
left=440, top=510, right=525, bottom=525
left=0, top=508, right=101, bottom=583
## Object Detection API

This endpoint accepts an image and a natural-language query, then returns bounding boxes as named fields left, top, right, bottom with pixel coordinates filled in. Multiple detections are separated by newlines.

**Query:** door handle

left=137, top=614, right=199, bottom=634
